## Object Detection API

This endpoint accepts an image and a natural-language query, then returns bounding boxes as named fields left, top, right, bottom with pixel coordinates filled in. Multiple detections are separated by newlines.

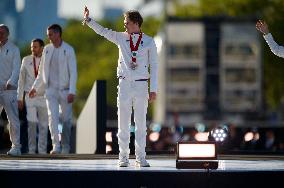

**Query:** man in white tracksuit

left=18, top=38, right=48, bottom=154
left=83, top=7, right=158, bottom=167
left=256, top=20, right=284, bottom=57
left=0, top=24, right=21, bottom=156
left=29, top=24, right=77, bottom=154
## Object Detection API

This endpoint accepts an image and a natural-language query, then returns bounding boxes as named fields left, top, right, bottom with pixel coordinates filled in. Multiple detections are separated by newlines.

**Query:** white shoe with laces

left=118, top=156, right=130, bottom=167
left=135, top=158, right=150, bottom=167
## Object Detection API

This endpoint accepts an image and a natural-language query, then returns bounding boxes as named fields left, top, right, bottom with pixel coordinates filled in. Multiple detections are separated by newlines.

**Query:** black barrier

left=95, top=80, right=107, bottom=154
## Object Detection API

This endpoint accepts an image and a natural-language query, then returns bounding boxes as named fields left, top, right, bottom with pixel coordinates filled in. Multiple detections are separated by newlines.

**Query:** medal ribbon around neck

left=130, top=32, right=143, bottom=64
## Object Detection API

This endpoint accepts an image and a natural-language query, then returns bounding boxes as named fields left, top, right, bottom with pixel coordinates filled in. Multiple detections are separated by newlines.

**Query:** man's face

left=31, top=41, right=43, bottom=57
left=47, top=29, right=59, bottom=44
left=0, top=27, right=8, bottom=44
left=124, top=17, right=137, bottom=34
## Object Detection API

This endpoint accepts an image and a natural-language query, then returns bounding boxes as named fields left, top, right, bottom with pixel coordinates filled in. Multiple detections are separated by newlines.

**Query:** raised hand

left=82, top=6, right=90, bottom=26
left=84, top=6, right=89, bottom=19
left=256, top=20, right=269, bottom=35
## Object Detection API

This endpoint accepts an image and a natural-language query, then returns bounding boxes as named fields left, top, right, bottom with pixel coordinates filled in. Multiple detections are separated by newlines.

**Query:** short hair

left=123, top=10, right=143, bottom=27
left=47, top=24, right=62, bottom=36
left=32, top=38, right=44, bottom=47
left=0, top=24, right=10, bottom=35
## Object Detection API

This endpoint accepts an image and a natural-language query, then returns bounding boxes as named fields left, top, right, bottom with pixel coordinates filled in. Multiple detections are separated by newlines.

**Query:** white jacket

left=32, top=41, right=77, bottom=94
left=87, top=19, right=158, bottom=92
left=0, top=40, right=21, bottom=88
left=264, top=33, right=284, bottom=58
left=17, top=55, right=45, bottom=100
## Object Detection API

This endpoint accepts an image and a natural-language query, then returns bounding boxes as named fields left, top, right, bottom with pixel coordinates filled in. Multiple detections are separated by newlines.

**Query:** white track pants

left=45, top=88, right=73, bottom=152
left=0, top=90, right=21, bottom=149
left=117, top=79, right=149, bottom=159
left=25, top=95, right=48, bottom=153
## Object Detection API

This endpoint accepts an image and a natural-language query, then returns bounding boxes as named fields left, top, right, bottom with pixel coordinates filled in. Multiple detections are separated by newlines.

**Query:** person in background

left=18, top=38, right=48, bottom=154
left=0, top=24, right=21, bottom=156
left=29, top=24, right=77, bottom=154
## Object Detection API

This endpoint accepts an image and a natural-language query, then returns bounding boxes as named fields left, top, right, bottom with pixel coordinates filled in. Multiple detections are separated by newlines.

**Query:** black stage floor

left=1, top=154, right=284, bottom=188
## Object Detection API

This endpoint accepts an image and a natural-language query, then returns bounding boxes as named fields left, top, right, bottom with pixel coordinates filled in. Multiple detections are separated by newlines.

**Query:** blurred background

left=1, top=0, right=284, bottom=155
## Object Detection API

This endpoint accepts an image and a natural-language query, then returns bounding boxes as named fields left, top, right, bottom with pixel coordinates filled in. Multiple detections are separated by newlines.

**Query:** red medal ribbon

left=130, top=32, right=143, bottom=63
left=33, top=57, right=40, bottom=78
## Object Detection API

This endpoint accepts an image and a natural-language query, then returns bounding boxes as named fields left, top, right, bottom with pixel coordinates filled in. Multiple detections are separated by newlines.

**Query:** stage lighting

left=176, top=141, right=218, bottom=169
left=105, top=132, right=112, bottom=142
left=149, top=132, right=160, bottom=142
left=150, top=123, right=162, bottom=132
left=194, top=132, right=209, bottom=142
left=210, top=127, right=228, bottom=142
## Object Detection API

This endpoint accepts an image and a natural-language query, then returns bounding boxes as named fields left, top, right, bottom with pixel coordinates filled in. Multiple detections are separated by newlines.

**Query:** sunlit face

left=47, top=29, right=60, bottom=44
left=0, top=27, right=8, bottom=44
left=31, top=41, right=43, bottom=57
left=124, top=17, right=138, bottom=34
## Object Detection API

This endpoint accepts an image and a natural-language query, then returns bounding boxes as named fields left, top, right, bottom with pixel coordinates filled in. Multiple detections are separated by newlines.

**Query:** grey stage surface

left=1, top=154, right=284, bottom=188
left=0, top=154, right=284, bottom=171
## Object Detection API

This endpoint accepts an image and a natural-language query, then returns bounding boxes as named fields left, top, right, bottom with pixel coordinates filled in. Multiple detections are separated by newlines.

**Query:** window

left=222, top=89, right=259, bottom=111
left=223, top=43, right=256, bottom=60
left=170, top=68, right=202, bottom=83
left=169, top=44, right=201, bottom=59
left=224, top=68, right=256, bottom=83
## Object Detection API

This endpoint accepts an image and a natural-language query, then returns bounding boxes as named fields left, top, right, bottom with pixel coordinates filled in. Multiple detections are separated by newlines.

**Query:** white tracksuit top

left=17, top=55, right=45, bottom=100
left=32, top=42, right=77, bottom=95
left=87, top=19, right=158, bottom=93
left=264, top=33, right=284, bottom=58
left=0, top=40, right=21, bottom=88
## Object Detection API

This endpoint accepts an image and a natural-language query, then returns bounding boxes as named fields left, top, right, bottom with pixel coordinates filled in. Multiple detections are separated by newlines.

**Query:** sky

left=15, top=0, right=143, bottom=19
left=58, top=0, right=143, bottom=19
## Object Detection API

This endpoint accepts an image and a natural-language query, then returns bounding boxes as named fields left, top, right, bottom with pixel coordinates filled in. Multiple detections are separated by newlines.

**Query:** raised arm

left=256, top=20, right=284, bottom=58
left=83, top=6, right=120, bottom=45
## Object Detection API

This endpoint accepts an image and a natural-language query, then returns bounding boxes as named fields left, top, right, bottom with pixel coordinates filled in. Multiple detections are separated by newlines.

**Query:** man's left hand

left=67, top=94, right=75, bottom=103
left=149, top=92, right=156, bottom=103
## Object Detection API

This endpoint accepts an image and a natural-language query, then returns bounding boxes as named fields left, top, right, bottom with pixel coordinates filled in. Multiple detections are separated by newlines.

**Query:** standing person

left=83, top=6, right=158, bottom=167
left=0, top=24, right=21, bottom=156
left=18, top=38, right=49, bottom=154
left=256, top=20, right=284, bottom=57
left=29, top=24, right=77, bottom=154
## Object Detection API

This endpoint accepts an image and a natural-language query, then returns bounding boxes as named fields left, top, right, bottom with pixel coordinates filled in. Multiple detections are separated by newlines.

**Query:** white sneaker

left=7, top=148, right=21, bottom=156
left=135, top=158, right=150, bottom=167
left=118, top=156, right=130, bottom=167
left=50, top=148, right=61, bottom=154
